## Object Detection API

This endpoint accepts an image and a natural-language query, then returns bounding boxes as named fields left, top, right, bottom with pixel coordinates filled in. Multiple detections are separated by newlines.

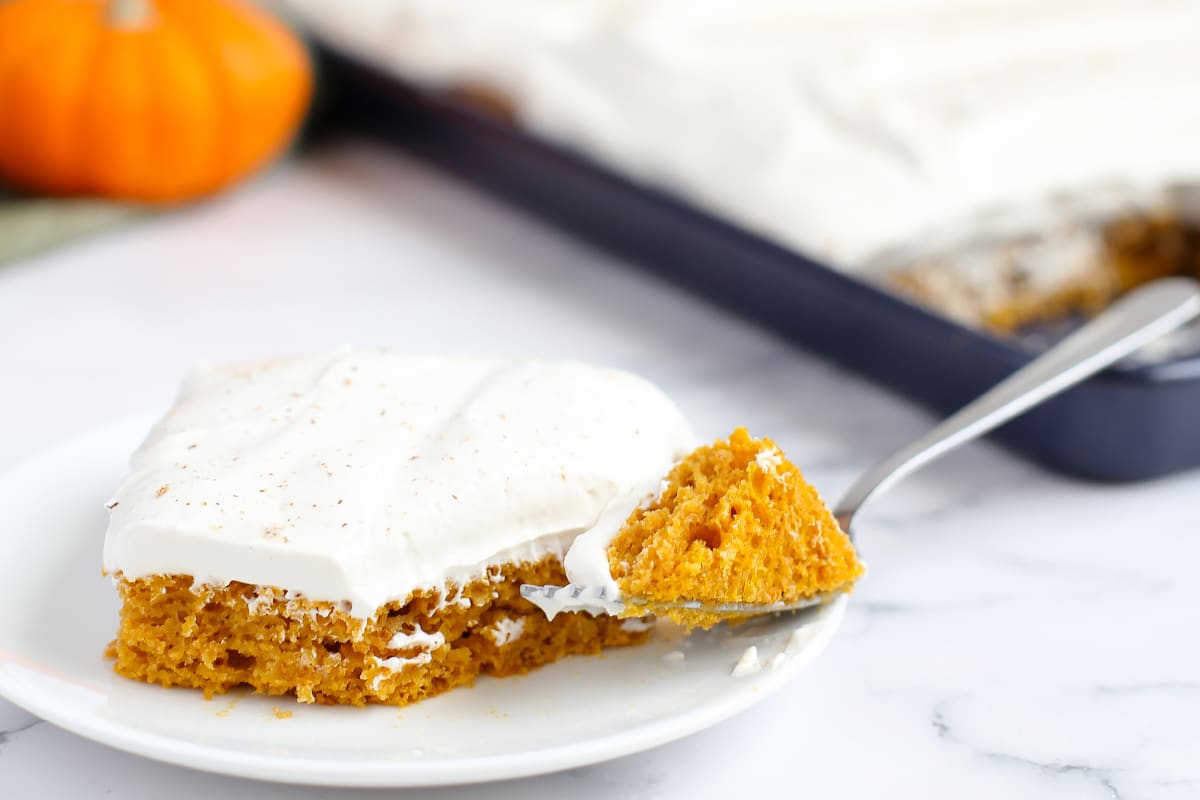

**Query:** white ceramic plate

left=0, top=416, right=846, bottom=788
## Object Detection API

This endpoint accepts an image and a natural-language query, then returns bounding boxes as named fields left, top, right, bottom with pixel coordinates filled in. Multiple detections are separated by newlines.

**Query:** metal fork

left=523, top=278, right=1200, bottom=620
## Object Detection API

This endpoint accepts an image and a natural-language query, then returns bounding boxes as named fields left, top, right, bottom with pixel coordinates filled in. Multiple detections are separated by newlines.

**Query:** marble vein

left=0, top=720, right=43, bottom=755
left=932, top=703, right=1123, bottom=799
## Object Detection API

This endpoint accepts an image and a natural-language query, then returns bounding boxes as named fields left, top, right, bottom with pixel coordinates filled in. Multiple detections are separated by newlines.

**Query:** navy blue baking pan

left=315, top=45, right=1200, bottom=482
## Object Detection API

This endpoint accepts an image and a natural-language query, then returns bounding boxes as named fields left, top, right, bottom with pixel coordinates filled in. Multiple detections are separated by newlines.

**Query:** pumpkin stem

left=107, top=0, right=155, bottom=28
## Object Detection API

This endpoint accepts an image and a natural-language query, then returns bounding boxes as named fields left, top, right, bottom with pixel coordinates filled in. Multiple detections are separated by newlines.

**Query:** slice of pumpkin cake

left=103, top=351, right=696, bottom=706
left=603, top=428, right=863, bottom=628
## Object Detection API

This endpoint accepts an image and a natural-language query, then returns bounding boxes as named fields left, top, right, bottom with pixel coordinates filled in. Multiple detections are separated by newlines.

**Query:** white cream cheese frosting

left=103, top=352, right=694, bottom=617
left=283, top=0, right=1200, bottom=269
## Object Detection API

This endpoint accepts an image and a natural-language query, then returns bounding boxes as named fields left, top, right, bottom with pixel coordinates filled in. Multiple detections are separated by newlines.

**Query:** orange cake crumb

left=107, top=556, right=648, bottom=707
left=608, top=428, right=863, bottom=628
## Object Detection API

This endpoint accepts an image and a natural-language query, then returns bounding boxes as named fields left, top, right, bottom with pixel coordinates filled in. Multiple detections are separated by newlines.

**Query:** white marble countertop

left=1, top=141, right=1197, bottom=799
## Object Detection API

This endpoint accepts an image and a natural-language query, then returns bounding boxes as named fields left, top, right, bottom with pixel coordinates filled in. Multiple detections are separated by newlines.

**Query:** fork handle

left=833, top=277, right=1200, bottom=533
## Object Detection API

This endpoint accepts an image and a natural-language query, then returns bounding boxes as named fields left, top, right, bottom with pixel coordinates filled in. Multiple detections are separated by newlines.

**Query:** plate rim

left=0, top=417, right=848, bottom=788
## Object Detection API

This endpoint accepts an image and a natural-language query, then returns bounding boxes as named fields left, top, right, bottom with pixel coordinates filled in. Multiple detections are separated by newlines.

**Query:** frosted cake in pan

left=285, top=0, right=1200, bottom=330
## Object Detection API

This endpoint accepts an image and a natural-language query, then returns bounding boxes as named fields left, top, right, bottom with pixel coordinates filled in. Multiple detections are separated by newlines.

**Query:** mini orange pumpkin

left=0, top=0, right=312, bottom=203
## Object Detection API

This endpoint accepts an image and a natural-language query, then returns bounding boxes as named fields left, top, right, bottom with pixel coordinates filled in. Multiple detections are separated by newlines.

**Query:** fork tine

left=519, top=583, right=626, bottom=619
left=520, top=582, right=838, bottom=620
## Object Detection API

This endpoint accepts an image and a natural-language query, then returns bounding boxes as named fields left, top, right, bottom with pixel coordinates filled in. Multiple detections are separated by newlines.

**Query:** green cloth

left=0, top=187, right=144, bottom=265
